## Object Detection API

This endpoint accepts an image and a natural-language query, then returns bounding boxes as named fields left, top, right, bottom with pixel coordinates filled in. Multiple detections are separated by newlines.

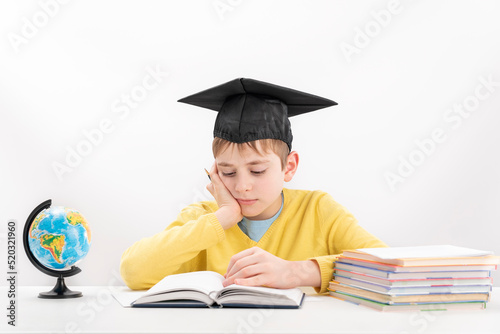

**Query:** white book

left=130, top=271, right=305, bottom=309
left=342, top=245, right=500, bottom=267
left=357, top=245, right=493, bottom=259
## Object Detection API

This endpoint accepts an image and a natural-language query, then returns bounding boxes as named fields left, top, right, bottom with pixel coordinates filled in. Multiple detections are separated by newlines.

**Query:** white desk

left=1, top=286, right=499, bottom=333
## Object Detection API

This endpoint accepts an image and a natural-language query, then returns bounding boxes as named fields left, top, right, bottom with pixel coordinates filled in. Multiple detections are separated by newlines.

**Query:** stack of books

left=329, top=245, right=500, bottom=311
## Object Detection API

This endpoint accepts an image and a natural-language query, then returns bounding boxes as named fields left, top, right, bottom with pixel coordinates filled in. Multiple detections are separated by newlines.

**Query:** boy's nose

left=234, top=176, right=252, bottom=192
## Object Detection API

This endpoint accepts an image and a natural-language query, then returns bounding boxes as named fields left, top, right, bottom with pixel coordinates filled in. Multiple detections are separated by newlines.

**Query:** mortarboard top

left=177, top=78, right=337, bottom=151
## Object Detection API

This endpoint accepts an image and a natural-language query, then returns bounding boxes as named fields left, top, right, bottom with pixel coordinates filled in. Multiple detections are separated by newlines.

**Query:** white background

left=1, top=0, right=499, bottom=288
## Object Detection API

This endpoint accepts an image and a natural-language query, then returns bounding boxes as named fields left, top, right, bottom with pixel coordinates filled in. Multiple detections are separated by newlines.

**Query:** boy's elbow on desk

left=120, top=251, right=152, bottom=290
left=120, top=260, right=140, bottom=290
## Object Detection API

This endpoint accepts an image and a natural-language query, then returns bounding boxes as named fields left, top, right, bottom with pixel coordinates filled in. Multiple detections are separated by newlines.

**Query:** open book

left=131, top=271, right=305, bottom=309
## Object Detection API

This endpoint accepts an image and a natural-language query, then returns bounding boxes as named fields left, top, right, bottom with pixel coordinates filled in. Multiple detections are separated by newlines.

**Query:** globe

left=28, top=206, right=91, bottom=270
left=23, top=199, right=91, bottom=298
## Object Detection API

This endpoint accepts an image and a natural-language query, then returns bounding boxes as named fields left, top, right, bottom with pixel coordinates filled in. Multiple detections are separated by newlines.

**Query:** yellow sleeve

left=309, top=194, right=388, bottom=294
left=119, top=202, right=225, bottom=290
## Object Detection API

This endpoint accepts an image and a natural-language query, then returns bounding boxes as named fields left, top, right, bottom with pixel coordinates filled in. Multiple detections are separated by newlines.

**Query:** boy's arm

left=119, top=202, right=225, bottom=290
left=308, top=194, right=388, bottom=294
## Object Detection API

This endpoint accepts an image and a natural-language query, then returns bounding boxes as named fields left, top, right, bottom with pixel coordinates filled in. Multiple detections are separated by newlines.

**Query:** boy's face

left=216, top=142, right=290, bottom=220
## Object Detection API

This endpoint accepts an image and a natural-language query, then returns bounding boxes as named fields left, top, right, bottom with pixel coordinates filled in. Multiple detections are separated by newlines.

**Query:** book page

left=143, top=271, right=225, bottom=297
left=357, top=245, right=493, bottom=259
left=111, top=286, right=146, bottom=307
left=217, top=284, right=304, bottom=305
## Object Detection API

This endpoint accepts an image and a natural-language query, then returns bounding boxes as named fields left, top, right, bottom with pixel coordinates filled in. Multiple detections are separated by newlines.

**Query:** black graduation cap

left=177, top=78, right=337, bottom=151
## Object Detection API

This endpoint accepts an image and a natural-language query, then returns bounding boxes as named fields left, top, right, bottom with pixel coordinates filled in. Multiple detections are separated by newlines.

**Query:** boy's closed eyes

left=220, top=170, right=267, bottom=177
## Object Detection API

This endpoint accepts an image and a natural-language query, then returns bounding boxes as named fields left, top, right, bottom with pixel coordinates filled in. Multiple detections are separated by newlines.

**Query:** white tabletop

left=1, top=286, right=499, bottom=333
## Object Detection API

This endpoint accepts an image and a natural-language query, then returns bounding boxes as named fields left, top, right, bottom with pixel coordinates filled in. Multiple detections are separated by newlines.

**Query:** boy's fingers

left=207, top=162, right=223, bottom=197
left=208, top=164, right=224, bottom=187
left=226, top=248, right=256, bottom=275
left=209, top=162, right=218, bottom=181
left=233, top=275, right=264, bottom=287
left=226, top=264, right=261, bottom=285
left=206, top=183, right=215, bottom=197
left=226, top=249, right=249, bottom=272
left=226, top=253, right=259, bottom=278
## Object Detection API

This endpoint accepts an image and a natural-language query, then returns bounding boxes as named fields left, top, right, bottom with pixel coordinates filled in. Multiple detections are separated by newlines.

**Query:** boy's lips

left=237, top=199, right=257, bottom=205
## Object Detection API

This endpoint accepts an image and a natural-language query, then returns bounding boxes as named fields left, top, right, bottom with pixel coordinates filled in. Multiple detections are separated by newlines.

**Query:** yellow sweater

left=120, top=188, right=387, bottom=294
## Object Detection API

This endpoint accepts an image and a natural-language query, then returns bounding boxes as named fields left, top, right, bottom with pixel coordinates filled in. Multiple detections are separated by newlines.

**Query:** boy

left=120, top=78, right=387, bottom=294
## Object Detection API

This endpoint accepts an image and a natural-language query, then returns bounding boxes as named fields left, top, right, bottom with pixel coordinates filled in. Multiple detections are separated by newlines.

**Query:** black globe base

left=39, top=276, right=82, bottom=299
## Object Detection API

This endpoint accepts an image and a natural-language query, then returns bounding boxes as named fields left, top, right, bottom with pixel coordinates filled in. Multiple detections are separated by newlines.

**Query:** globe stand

left=24, top=199, right=84, bottom=299
left=39, top=275, right=82, bottom=299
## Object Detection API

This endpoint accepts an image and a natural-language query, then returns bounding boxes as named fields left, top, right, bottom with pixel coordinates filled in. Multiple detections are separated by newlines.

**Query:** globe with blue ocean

left=28, top=206, right=91, bottom=270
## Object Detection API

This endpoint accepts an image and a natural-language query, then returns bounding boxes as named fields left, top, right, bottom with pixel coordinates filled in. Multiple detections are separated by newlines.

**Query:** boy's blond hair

left=212, top=138, right=289, bottom=171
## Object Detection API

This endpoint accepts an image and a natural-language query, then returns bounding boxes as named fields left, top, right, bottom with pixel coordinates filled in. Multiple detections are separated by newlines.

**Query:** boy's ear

left=284, top=151, right=299, bottom=182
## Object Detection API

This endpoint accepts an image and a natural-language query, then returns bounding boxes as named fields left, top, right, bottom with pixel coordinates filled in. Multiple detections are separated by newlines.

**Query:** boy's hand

left=222, top=247, right=321, bottom=289
left=206, top=162, right=243, bottom=230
